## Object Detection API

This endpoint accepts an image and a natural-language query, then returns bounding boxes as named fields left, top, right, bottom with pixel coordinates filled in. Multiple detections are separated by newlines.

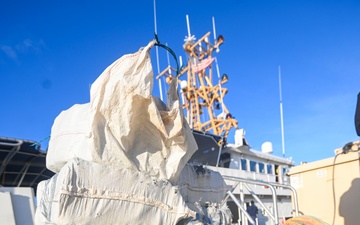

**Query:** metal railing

left=221, top=175, right=299, bottom=225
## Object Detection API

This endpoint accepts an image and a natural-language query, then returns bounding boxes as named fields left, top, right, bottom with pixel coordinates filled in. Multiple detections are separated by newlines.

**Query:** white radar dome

left=261, top=142, right=273, bottom=154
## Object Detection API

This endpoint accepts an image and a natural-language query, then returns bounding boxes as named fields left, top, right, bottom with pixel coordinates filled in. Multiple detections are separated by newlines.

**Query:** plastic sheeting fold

left=46, top=40, right=197, bottom=183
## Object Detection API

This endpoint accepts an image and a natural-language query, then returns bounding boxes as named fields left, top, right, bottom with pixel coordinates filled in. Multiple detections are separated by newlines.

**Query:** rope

left=30, top=135, right=50, bottom=147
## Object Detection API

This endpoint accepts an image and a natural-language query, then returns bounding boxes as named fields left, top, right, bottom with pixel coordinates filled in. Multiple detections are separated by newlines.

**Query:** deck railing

left=221, top=175, right=299, bottom=225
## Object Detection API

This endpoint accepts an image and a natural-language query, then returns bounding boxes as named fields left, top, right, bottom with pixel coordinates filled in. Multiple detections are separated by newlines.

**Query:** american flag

left=192, top=57, right=214, bottom=73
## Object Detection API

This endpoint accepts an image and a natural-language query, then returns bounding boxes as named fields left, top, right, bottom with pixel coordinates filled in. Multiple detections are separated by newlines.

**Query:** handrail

left=243, top=183, right=276, bottom=222
left=223, top=176, right=279, bottom=225
left=221, top=175, right=299, bottom=225
left=265, top=181, right=299, bottom=217
left=227, top=190, right=255, bottom=225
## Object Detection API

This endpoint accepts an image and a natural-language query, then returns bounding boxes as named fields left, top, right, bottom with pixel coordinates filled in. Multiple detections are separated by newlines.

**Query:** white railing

left=220, top=175, right=299, bottom=225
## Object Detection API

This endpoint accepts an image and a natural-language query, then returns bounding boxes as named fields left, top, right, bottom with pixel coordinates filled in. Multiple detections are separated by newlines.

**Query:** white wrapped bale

left=176, top=164, right=230, bottom=207
left=45, top=103, right=93, bottom=173
left=36, top=158, right=195, bottom=225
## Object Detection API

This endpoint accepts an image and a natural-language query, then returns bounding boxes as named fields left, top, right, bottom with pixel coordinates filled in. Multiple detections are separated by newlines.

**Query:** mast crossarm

left=185, top=32, right=223, bottom=60
left=155, top=26, right=236, bottom=139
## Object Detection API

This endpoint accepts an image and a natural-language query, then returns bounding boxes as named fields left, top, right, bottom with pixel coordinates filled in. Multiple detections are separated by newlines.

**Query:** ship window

left=267, top=164, right=273, bottom=174
left=219, top=153, right=231, bottom=168
left=283, top=167, right=288, bottom=175
left=250, top=161, right=256, bottom=172
left=241, top=159, right=247, bottom=171
left=231, top=158, right=240, bottom=169
left=259, top=162, right=265, bottom=173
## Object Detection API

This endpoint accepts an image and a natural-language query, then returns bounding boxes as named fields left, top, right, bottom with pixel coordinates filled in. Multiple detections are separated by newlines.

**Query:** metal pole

left=153, top=0, right=163, bottom=101
left=223, top=176, right=280, bottom=225
left=244, top=183, right=276, bottom=222
left=186, top=14, right=191, bottom=38
left=269, top=182, right=299, bottom=217
left=227, top=190, right=255, bottom=225
left=215, top=137, right=224, bottom=167
left=278, top=65, right=285, bottom=157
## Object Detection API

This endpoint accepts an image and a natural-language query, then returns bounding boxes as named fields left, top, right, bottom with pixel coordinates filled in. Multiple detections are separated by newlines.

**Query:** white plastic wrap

left=176, top=164, right=229, bottom=207
left=45, top=103, right=92, bottom=172
left=36, top=158, right=195, bottom=225
left=40, top=40, right=234, bottom=225
left=46, top=40, right=197, bottom=183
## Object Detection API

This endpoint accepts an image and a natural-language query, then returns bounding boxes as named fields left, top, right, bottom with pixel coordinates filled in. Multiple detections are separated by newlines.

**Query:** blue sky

left=1, top=0, right=359, bottom=164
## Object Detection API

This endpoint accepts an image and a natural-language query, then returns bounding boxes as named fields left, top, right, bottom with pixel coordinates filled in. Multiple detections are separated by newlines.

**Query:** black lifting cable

left=154, top=33, right=182, bottom=77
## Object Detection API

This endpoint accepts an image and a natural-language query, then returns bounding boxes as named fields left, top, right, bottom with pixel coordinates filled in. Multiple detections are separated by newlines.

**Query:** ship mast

left=156, top=16, right=238, bottom=138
